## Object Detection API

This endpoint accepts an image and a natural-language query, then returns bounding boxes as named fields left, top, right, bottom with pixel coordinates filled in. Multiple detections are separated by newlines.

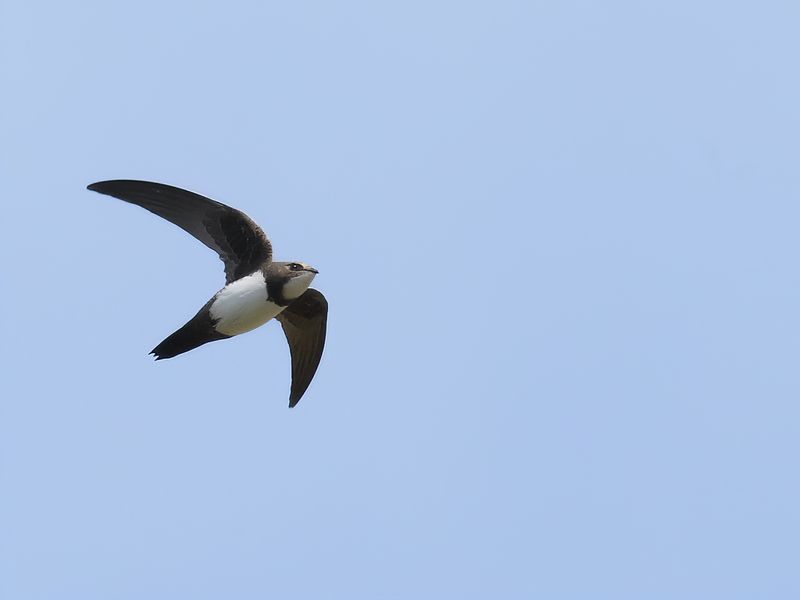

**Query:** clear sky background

left=2, top=1, right=799, bottom=598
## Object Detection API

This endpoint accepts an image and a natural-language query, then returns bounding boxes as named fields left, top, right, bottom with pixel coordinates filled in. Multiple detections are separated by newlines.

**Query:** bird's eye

left=290, top=263, right=302, bottom=271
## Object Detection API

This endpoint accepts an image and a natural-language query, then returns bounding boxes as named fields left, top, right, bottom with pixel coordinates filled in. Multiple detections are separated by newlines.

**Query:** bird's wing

left=276, top=288, right=328, bottom=407
left=87, top=180, right=272, bottom=283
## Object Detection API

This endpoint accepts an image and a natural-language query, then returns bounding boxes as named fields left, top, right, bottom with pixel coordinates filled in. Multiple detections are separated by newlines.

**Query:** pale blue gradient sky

left=2, top=1, right=800, bottom=598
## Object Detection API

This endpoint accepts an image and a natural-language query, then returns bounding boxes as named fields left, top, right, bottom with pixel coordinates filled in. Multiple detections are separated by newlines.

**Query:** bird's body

left=87, top=180, right=328, bottom=407
left=209, top=269, right=284, bottom=337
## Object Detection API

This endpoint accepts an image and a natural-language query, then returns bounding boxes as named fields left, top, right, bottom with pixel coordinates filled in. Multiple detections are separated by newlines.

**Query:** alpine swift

left=87, top=179, right=328, bottom=407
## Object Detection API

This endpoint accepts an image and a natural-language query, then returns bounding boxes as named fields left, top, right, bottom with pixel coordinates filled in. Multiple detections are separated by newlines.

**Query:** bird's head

left=266, top=261, right=319, bottom=304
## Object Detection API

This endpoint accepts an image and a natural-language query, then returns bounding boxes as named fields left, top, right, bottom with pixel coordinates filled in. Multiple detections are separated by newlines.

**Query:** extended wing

left=277, top=288, right=328, bottom=407
left=87, top=180, right=272, bottom=283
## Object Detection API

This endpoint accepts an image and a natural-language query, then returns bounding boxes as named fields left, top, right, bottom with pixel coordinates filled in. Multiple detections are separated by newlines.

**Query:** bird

left=87, top=179, right=327, bottom=407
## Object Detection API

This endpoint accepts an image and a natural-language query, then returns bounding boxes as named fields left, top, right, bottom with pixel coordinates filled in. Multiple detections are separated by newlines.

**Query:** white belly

left=209, top=271, right=285, bottom=336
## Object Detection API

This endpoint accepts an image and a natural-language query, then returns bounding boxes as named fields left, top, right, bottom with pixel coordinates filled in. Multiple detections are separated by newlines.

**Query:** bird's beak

left=306, top=266, right=319, bottom=274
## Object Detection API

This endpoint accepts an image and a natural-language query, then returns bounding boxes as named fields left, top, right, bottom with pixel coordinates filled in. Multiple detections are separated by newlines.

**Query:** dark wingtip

left=87, top=180, right=145, bottom=194
left=87, top=180, right=118, bottom=193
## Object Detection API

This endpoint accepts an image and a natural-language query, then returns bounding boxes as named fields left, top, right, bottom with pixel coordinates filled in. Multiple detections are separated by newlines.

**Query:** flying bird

left=87, top=180, right=327, bottom=407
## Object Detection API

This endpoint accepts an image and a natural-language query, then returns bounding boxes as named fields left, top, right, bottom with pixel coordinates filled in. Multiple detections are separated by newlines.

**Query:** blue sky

left=2, top=1, right=800, bottom=598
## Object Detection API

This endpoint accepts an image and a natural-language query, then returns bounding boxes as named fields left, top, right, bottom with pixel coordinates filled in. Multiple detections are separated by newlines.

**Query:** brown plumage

left=88, top=179, right=328, bottom=406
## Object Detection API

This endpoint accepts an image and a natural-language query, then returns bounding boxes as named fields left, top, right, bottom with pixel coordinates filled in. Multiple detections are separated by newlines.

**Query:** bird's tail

left=151, top=310, right=230, bottom=360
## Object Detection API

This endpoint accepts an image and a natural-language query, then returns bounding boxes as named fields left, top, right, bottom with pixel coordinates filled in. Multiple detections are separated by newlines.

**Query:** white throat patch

left=282, top=271, right=316, bottom=301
